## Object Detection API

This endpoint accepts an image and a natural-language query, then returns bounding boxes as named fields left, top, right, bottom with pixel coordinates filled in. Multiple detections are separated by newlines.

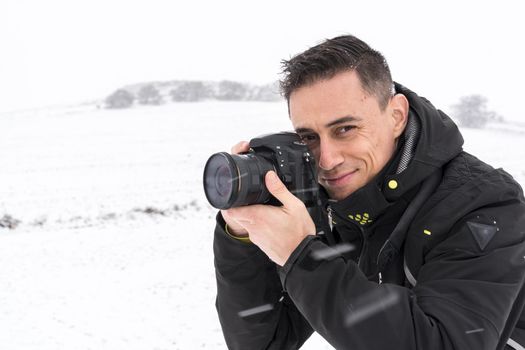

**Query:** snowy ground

left=0, top=101, right=524, bottom=349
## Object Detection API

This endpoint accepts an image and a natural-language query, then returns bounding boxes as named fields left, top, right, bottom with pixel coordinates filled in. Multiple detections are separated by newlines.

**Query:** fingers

left=231, top=141, right=250, bottom=155
left=221, top=209, right=249, bottom=236
left=264, top=171, right=300, bottom=209
left=226, top=206, right=255, bottom=224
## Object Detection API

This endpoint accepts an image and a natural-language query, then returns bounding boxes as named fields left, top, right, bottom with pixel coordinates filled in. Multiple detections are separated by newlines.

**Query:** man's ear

left=390, top=93, right=409, bottom=138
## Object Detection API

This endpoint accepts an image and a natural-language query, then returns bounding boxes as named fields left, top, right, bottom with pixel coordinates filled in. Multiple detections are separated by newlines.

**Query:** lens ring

left=203, top=152, right=239, bottom=209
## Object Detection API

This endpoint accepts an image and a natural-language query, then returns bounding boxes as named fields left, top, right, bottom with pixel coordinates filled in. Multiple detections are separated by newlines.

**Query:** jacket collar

left=327, top=138, right=405, bottom=228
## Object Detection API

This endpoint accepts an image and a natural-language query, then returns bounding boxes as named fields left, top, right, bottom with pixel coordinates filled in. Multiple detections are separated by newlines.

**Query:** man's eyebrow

left=295, top=116, right=361, bottom=133
left=325, top=115, right=361, bottom=128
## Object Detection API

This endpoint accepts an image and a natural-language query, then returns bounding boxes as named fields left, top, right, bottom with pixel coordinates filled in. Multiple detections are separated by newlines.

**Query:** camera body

left=249, top=132, right=318, bottom=207
left=203, top=132, right=319, bottom=209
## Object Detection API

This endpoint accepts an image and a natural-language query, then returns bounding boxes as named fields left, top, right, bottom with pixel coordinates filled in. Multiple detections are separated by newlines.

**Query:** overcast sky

left=1, top=0, right=524, bottom=120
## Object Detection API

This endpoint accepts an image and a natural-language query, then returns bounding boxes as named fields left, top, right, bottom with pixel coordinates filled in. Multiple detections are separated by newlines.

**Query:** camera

left=203, top=132, right=319, bottom=210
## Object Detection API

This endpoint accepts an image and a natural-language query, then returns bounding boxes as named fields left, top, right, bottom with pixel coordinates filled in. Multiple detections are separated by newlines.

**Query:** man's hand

left=226, top=171, right=316, bottom=266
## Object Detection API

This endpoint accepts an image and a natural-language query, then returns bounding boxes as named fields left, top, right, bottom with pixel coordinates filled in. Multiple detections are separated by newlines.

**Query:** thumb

left=265, top=171, right=297, bottom=208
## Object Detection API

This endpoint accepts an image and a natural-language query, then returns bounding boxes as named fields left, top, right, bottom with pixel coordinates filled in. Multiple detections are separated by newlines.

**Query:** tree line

left=104, top=80, right=281, bottom=109
left=105, top=81, right=504, bottom=129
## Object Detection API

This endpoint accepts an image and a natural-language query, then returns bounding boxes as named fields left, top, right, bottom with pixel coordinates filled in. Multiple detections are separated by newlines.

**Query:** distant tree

left=216, top=80, right=247, bottom=101
left=170, top=81, right=211, bottom=102
left=248, top=82, right=282, bottom=101
left=137, top=84, right=163, bottom=105
left=0, top=214, right=20, bottom=229
left=451, top=94, right=499, bottom=128
left=105, top=89, right=135, bottom=109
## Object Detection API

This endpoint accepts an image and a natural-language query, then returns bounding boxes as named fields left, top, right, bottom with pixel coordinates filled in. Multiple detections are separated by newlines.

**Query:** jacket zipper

left=327, top=205, right=367, bottom=269
left=327, top=206, right=334, bottom=231
left=356, top=224, right=367, bottom=270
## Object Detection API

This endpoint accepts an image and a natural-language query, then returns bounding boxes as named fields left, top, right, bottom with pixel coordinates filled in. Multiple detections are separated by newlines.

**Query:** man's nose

left=318, top=139, right=344, bottom=171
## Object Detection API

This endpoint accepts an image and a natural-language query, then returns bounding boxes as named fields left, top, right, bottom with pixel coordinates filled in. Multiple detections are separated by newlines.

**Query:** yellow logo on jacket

left=348, top=213, right=373, bottom=225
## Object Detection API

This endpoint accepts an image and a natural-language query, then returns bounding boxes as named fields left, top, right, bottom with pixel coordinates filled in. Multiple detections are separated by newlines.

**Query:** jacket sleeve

left=277, top=207, right=525, bottom=350
left=213, top=212, right=314, bottom=349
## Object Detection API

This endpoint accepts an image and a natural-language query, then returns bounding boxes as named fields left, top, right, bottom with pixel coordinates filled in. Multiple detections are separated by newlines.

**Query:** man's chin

left=325, top=186, right=355, bottom=201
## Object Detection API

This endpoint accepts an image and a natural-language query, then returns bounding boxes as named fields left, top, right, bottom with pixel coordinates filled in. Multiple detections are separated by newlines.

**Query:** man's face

left=289, top=70, right=407, bottom=200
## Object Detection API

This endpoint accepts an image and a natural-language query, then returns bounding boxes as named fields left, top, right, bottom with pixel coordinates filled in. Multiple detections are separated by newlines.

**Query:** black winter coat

left=213, top=83, right=525, bottom=350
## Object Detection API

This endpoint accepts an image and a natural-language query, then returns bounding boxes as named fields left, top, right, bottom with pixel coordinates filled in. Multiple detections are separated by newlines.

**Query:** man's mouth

left=322, top=170, right=358, bottom=186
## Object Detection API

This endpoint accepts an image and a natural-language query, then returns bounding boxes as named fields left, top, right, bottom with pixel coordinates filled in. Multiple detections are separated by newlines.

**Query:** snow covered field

left=0, top=101, right=524, bottom=349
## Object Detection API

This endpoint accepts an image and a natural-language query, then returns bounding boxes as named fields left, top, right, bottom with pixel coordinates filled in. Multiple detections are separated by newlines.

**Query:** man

left=213, top=35, right=525, bottom=349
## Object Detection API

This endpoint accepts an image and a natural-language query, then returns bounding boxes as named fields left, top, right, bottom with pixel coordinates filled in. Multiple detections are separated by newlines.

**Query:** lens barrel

left=203, top=152, right=274, bottom=209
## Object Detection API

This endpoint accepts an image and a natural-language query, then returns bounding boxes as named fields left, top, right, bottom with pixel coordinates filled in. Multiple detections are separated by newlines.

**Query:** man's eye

left=336, top=125, right=355, bottom=135
left=299, top=134, right=318, bottom=144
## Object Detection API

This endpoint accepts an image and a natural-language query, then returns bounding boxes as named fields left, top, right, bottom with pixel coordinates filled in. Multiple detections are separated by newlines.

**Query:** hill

left=104, top=80, right=282, bottom=108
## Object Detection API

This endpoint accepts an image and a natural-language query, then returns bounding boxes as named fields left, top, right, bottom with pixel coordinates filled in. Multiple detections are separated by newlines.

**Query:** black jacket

left=213, top=84, right=525, bottom=349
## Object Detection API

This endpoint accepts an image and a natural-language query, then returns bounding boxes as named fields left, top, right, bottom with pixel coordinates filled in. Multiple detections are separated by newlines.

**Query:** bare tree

left=137, top=85, right=163, bottom=105
left=248, top=82, right=281, bottom=101
left=216, top=80, right=247, bottom=101
left=170, top=81, right=211, bottom=102
left=451, top=94, right=499, bottom=128
left=105, top=89, right=134, bottom=109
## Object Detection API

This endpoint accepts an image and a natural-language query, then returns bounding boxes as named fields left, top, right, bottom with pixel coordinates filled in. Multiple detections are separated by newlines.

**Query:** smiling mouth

left=322, top=170, right=358, bottom=186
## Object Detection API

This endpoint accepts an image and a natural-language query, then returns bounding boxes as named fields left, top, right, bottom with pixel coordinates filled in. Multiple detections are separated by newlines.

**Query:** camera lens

left=215, top=165, right=233, bottom=198
left=203, top=153, right=237, bottom=209
left=203, top=152, right=274, bottom=209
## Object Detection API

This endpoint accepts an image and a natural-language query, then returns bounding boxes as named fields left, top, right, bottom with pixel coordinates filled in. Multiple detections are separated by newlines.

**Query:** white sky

left=1, top=0, right=524, bottom=120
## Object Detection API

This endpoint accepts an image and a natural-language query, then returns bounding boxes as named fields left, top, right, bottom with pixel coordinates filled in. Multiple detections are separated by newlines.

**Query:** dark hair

left=280, top=35, right=394, bottom=110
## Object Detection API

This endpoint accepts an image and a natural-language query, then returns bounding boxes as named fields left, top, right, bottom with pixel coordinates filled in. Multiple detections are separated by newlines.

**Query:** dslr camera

left=203, top=132, right=319, bottom=210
